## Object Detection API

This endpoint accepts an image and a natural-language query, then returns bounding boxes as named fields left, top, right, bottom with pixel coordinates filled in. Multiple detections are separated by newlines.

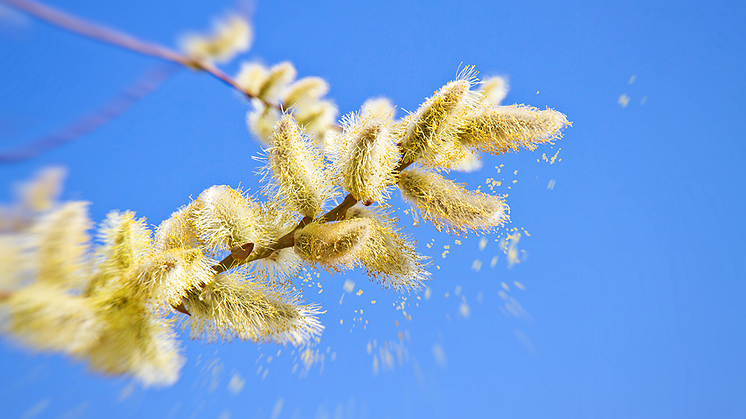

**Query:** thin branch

left=0, top=63, right=178, bottom=163
left=210, top=147, right=417, bottom=276
left=212, top=195, right=360, bottom=274
left=2, top=0, right=281, bottom=110
left=2, top=0, right=185, bottom=63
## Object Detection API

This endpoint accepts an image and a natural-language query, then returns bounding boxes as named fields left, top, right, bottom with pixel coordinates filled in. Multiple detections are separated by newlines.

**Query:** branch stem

left=2, top=0, right=281, bottom=110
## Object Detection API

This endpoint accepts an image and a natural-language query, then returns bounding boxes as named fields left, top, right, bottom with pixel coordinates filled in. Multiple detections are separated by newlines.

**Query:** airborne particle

left=618, top=94, right=630, bottom=108
left=432, top=344, right=447, bottom=367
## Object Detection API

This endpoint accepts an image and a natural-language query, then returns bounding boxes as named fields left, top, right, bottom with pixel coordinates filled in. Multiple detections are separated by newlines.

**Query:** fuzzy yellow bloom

left=235, top=62, right=269, bottom=97
left=4, top=283, right=101, bottom=357
left=397, top=168, right=509, bottom=235
left=192, top=185, right=264, bottom=252
left=0, top=235, right=25, bottom=288
left=284, top=77, right=330, bottom=109
left=88, top=211, right=152, bottom=294
left=337, top=113, right=400, bottom=202
left=397, top=74, right=478, bottom=166
left=294, top=218, right=373, bottom=271
left=181, top=15, right=252, bottom=64
left=457, top=105, right=569, bottom=155
left=247, top=99, right=282, bottom=144
left=184, top=272, right=323, bottom=345
left=86, top=286, right=184, bottom=387
left=236, top=61, right=297, bottom=103
left=258, top=62, right=296, bottom=103
left=154, top=204, right=202, bottom=252
left=346, top=206, right=429, bottom=291
left=248, top=203, right=302, bottom=283
left=265, top=115, right=331, bottom=218
left=294, top=100, right=339, bottom=145
left=16, top=166, right=66, bottom=212
left=29, top=201, right=92, bottom=290
left=478, top=76, right=509, bottom=105
left=131, top=248, right=214, bottom=307
left=361, top=97, right=396, bottom=121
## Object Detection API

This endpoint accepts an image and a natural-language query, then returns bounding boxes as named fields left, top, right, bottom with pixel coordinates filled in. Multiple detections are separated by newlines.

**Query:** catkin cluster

left=0, top=59, right=568, bottom=386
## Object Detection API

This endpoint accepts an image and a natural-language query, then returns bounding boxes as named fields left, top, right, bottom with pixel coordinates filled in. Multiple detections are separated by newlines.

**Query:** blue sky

left=1, top=0, right=745, bottom=418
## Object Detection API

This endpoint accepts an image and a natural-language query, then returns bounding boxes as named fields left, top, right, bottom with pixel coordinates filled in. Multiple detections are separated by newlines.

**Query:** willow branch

left=2, top=0, right=281, bottom=110
left=212, top=195, right=360, bottom=274
left=0, top=63, right=178, bottom=163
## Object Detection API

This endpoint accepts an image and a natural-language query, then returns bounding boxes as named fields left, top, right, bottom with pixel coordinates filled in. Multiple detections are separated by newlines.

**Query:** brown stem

left=2, top=0, right=281, bottom=110
left=207, top=136, right=416, bottom=279
left=210, top=195, right=360, bottom=275
left=3, top=0, right=186, bottom=63
left=0, top=290, right=13, bottom=302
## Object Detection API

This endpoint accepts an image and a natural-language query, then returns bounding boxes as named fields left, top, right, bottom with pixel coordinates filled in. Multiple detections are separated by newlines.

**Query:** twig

left=0, top=63, right=178, bottom=163
left=212, top=195, right=360, bottom=274
left=2, top=0, right=281, bottom=110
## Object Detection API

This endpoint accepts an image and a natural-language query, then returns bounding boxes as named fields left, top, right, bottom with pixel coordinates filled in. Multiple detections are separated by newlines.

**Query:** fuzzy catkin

left=478, top=76, right=509, bottom=105
left=154, top=204, right=202, bottom=252
left=235, top=62, right=269, bottom=97
left=30, top=201, right=92, bottom=290
left=86, top=285, right=184, bottom=387
left=248, top=203, right=302, bottom=283
left=180, top=15, right=252, bottom=64
left=184, top=272, right=323, bottom=346
left=293, top=218, right=373, bottom=271
left=192, top=185, right=264, bottom=252
left=457, top=105, right=569, bottom=155
left=398, top=77, right=477, bottom=166
left=4, top=283, right=101, bottom=357
left=346, top=206, right=429, bottom=292
left=284, top=77, right=329, bottom=108
left=257, top=62, right=297, bottom=103
left=338, top=114, right=400, bottom=202
left=87, top=211, right=152, bottom=294
left=132, top=248, right=214, bottom=307
left=266, top=115, right=331, bottom=218
left=397, top=168, right=509, bottom=235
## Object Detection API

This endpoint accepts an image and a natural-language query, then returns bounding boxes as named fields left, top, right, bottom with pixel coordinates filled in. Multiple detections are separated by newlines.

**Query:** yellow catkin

left=87, top=211, right=152, bottom=294
left=256, top=61, right=297, bottom=103
left=266, top=115, right=331, bottom=218
left=293, top=218, right=373, bottom=271
left=235, top=62, right=269, bottom=97
left=283, top=77, right=330, bottom=109
left=294, top=100, right=339, bottom=144
left=191, top=185, right=264, bottom=252
left=248, top=203, right=302, bottom=283
left=85, top=285, right=184, bottom=387
left=154, top=203, right=203, bottom=252
left=180, top=15, right=252, bottom=64
left=397, top=168, right=509, bottom=235
left=131, top=248, right=214, bottom=307
left=346, top=206, right=429, bottom=292
left=184, top=272, right=323, bottom=346
left=457, top=104, right=569, bottom=155
left=477, top=76, right=509, bottom=105
left=338, top=113, right=400, bottom=202
left=397, top=72, right=478, bottom=166
left=17, top=166, right=66, bottom=212
left=5, top=283, right=101, bottom=357
left=30, top=201, right=92, bottom=290
left=247, top=99, right=282, bottom=144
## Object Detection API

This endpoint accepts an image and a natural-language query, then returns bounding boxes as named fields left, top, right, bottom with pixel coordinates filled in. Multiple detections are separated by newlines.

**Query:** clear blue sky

left=1, top=0, right=745, bottom=418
